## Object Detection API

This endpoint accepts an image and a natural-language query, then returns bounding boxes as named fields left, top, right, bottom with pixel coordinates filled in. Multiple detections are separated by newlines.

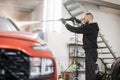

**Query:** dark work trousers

left=85, top=48, right=98, bottom=80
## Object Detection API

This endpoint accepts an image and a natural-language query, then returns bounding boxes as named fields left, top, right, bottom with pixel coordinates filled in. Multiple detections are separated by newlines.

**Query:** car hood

left=0, top=31, right=46, bottom=45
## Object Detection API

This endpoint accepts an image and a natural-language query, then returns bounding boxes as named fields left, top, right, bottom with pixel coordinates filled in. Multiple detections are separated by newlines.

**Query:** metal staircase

left=63, top=0, right=117, bottom=74
left=97, top=32, right=117, bottom=73
left=63, top=0, right=87, bottom=17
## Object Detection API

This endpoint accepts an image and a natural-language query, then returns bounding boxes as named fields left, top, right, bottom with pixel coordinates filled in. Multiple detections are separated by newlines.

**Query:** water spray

left=16, top=18, right=73, bottom=26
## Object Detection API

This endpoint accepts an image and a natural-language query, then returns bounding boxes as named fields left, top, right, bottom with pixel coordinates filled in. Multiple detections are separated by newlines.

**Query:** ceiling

left=102, top=0, right=120, bottom=5
left=79, top=0, right=120, bottom=14
left=0, top=0, right=119, bottom=20
left=79, top=0, right=120, bottom=10
left=0, top=0, right=43, bottom=20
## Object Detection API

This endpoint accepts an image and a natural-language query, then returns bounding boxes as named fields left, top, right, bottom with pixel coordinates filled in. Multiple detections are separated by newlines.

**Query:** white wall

left=43, top=0, right=70, bottom=75
left=18, top=3, right=43, bottom=32
left=30, top=3, right=43, bottom=32
left=117, top=15, right=120, bottom=57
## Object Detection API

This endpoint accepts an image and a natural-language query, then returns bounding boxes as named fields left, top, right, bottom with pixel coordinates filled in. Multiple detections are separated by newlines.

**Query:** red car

left=0, top=17, right=57, bottom=80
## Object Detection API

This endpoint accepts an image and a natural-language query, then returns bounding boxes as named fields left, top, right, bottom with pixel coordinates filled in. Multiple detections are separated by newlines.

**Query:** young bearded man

left=61, top=13, right=99, bottom=80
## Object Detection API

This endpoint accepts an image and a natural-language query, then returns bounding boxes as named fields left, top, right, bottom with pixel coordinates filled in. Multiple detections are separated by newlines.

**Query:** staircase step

left=104, top=62, right=113, bottom=64
left=97, top=40, right=108, bottom=43
left=98, top=54, right=114, bottom=59
left=64, top=0, right=75, bottom=6
left=97, top=41, right=104, bottom=43
left=64, top=0, right=86, bottom=17
left=98, top=35, right=104, bottom=37
left=103, top=59, right=115, bottom=63
left=72, top=11, right=84, bottom=16
left=102, top=52, right=111, bottom=54
left=102, top=57, right=114, bottom=59
left=68, top=5, right=80, bottom=11
left=99, top=58, right=114, bottom=61
left=98, top=46, right=107, bottom=49
left=98, top=52, right=111, bottom=55
left=101, top=54, right=113, bottom=58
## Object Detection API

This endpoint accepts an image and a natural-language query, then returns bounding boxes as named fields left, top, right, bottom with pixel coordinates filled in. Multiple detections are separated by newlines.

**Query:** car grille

left=0, top=48, right=30, bottom=80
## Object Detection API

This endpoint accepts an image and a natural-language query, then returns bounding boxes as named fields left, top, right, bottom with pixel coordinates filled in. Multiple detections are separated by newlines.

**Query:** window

left=0, top=17, right=18, bottom=31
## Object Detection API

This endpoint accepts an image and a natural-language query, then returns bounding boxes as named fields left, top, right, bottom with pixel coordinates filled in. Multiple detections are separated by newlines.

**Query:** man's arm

left=65, top=23, right=85, bottom=34
left=61, top=18, right=86, bottom=33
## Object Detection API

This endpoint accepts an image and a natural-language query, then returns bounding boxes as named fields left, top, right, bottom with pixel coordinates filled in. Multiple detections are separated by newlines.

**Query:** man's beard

left=85, top=21, right=89, bottom=24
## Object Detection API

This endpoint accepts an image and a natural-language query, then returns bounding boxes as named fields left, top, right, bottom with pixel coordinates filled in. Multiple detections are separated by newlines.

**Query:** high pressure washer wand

left=16, top=18, right=73, bottom=26
left=40, top=18, right=72, bottom=22
left=40, top=19, right=61, bottom=22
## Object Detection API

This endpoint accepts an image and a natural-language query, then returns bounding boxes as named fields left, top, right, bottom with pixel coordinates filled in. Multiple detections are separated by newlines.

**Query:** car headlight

left=31, top=45, right=49, bottom=51
left=30, top=57, right=54, bottom=79
left=41, top=58, right=54, bottom=76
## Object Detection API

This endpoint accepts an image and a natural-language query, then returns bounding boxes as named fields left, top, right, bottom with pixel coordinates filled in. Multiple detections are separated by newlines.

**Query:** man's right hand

left=70, top=17, right=81, bottom=23
left=61, top=18, right=66, bottom=24
left=69, top=17, right=76, bottom=22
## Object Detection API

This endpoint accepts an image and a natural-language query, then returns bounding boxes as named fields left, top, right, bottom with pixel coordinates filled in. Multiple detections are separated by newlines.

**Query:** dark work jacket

left=65, top=23, right=99, bottom=49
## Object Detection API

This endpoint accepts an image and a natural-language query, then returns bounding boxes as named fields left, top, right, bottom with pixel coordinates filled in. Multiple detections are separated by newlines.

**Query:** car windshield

left=0, top=17, right=18, bottom=31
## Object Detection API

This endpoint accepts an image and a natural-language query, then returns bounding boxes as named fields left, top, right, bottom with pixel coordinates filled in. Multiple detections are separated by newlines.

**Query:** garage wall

left=119, top=16, right=120, bottom=55
left=17, top=14, right=32, bottom=31
left=31, top=3, right=43, bottom=21
left=18, top=3, right=43, bottom=32
left=21, top=2, right=43, bottom=21
left=30, top=3, right=43, bottom=32
left=42, top=0, right=69, bottom=75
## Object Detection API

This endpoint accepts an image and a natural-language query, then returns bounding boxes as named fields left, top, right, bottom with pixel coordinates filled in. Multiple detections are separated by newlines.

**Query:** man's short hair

left=86, top=13, right=94, bottom=19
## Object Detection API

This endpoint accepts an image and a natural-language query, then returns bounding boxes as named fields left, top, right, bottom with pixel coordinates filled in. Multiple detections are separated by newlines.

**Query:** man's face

left=83, top=15, right=89, bottom=24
